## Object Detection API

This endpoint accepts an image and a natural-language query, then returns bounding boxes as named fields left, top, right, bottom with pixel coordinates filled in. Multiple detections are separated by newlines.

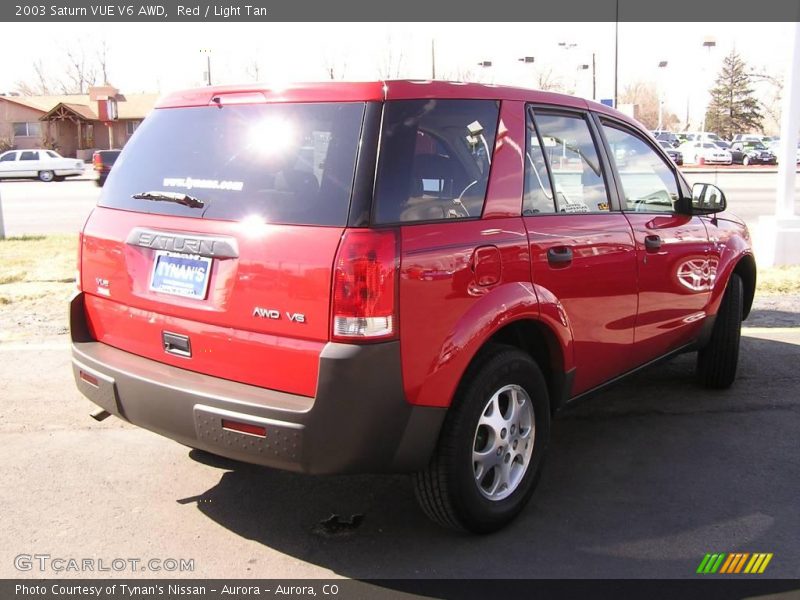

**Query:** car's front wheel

left=743, top=156, right=750, bottom=166
left=697, top=274, right=743, bottom=388
left=38, top=170, right=55, bottom=182
left=414, top=345, right=550, bottom=533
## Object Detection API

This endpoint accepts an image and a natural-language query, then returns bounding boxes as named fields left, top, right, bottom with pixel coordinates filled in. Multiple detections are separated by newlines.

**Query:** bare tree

left=534, top=67, right=566, bottom=93
left=619, top=81, right=678, bottom=130
left=65, top=45, right=98, bottom=93
left=245, top=57, right=261, bottom=82
left=376, top=36, right=405, bottom=79
left=749, top=66, right=783, bottom=135
left=96, top=40, right=110, bottom=84
left=14, top=41, right=109, bottom=95
left=14, top=60, right=53, bottom=95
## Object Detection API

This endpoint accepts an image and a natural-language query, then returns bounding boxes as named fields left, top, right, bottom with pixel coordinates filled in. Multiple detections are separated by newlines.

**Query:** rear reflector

left=221, top=419, right=267, bottom=438
left=79, top=370, right=99, bottom=387
left=331, top=229, right=398, bottom=341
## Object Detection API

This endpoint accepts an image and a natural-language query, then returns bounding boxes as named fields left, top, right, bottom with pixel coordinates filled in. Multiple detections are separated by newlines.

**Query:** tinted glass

left=373, top=99, right=499, bottom=224
left=524, top=109, right=555, bottom=215
left=99, top=103, right=365, bottom=225
left=533, top=112, right=610, bottom=213
left=602, top=123, right=679, bottom=213
left=20, top=151, right=38, bottom=161
left=0, top=152, right=16, bottom=162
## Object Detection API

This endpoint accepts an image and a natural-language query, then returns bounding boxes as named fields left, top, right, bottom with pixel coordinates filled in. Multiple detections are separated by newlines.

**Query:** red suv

left=71, top=81, right=756, bottom=533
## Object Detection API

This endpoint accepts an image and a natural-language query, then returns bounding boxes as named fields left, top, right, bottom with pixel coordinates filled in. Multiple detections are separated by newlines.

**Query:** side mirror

left=677, top=183, right=727, bottom=215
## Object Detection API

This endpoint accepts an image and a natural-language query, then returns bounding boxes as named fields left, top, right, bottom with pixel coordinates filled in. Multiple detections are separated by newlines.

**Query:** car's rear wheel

left=697, top=274, right=743, bottom=389
left=38, top=170, right=55, bottom=182
left=414, top=345, right=550, bottom=533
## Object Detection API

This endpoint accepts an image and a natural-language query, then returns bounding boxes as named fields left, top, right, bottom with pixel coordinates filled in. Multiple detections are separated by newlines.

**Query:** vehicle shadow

left=179, top=334, right=800, bottom=579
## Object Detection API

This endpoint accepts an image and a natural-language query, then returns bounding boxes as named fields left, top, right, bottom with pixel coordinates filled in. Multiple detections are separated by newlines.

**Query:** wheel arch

left=732, top=253, right=756, bottom=320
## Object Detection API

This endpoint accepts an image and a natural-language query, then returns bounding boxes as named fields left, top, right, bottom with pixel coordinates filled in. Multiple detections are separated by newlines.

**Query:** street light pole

left=657, top=60, right=668, bottom=130
left=517, top=56, right=535, bottom=87
left=699, top=37, right=716, bottom=133
left=200, top=49, right=212, bottom=86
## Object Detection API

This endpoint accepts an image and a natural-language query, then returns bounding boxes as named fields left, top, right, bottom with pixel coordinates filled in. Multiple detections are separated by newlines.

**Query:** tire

left=697, top=274, right=743, bottom=389
left=743, top=156, right=750, bottom=166
left=414, top=345, right=550, bottom=533
left=38, top=170, right=55, bottom=182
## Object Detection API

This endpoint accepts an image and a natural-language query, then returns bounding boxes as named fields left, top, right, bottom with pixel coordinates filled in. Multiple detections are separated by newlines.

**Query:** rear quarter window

left=373, top=99, right=499, bottom=224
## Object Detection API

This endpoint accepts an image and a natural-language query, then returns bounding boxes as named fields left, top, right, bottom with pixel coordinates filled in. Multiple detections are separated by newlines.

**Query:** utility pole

left=614, top=0, right=619, bottom=107
left=431, top=39, right=436, bottom=79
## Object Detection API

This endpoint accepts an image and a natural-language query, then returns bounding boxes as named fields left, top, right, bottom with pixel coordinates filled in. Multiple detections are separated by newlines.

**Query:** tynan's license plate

left=150, top=251, right=212, bottom=299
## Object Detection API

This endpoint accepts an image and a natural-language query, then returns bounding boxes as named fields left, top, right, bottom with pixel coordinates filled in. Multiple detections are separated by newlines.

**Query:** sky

left=0, top=22, right=793, bottom=131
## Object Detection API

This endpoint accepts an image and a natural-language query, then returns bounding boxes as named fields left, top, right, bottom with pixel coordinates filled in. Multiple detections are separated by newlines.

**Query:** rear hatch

left=80, top=99, right=368, bottom=397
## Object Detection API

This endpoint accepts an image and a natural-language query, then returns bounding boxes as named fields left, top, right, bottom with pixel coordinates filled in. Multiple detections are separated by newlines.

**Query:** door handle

left=547, top=246, right=573, bottom=265
left=644, top=235, right=662, bottom=252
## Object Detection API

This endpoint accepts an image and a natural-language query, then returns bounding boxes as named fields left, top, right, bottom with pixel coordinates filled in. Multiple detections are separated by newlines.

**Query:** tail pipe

left=90, top=408, right=111, bottom=422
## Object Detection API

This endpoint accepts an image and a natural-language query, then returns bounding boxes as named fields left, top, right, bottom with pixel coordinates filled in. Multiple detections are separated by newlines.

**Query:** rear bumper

left=70, top=292, right=445, bottom=475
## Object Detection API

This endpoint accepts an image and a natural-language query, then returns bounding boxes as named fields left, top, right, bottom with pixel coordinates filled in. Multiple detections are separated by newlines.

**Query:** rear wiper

left=131, top=191, right=204, bottom=209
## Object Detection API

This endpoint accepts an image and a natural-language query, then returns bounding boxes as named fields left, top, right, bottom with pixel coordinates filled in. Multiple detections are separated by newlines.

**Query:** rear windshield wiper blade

left=131, top=191, right=205, bottom=209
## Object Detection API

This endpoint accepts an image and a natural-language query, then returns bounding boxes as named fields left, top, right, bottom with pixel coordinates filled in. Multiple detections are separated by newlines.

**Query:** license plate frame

left=149, top=251, right=212, bottom=300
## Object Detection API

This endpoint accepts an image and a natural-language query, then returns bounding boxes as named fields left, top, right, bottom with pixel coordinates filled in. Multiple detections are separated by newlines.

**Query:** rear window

left=373, top=99, right=499, bottom=224
left=99, top=102, right=366, bottom=226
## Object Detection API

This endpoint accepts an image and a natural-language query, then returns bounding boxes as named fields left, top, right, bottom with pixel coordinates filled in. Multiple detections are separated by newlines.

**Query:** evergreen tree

left=704, top=50, right=763, bottom=138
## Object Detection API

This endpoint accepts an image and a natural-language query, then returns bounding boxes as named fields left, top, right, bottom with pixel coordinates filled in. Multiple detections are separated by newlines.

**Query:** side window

left=373, top=99, right=499, bottom=224
left=602, top=123, right=679, bottom=213
left=532, top=111, right=610, bottom=213
left=523, top=108, right=556, bottom=215
left=20, top=151, right=39, bottom=161
left=0, top=152, right=17, bottom=162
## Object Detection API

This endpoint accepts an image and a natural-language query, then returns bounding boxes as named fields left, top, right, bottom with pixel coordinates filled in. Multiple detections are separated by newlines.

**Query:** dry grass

left=0, top=235, right=77, bottom=341
left=756, top=265, right=800, bottom=295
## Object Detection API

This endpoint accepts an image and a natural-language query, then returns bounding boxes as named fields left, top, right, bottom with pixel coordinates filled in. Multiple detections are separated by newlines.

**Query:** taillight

left=332, top=229, right=398, bottom=341
left=92, top=153, right=101, bottom=168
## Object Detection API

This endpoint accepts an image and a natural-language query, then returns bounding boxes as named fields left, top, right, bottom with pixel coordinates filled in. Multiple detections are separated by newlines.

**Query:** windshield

left=99, top=102, right=366, bottom=225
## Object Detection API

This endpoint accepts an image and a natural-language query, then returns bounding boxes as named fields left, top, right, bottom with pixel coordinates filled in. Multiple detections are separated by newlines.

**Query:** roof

left=155, top=79, right=636, bottom=127
left=0, top=92, right=159, bottom=120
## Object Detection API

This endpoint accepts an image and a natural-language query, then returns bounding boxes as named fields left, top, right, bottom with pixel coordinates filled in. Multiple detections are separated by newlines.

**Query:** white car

left=0, top=149, right=85, bottom=182
left=678, top=141, right=732, bottom=165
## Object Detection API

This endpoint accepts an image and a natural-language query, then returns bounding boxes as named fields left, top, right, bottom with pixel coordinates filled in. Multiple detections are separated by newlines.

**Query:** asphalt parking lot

left=1, top=321, right=798, bottom=579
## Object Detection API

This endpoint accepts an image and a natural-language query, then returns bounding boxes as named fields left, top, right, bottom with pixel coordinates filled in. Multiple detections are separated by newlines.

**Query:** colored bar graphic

left=698, top=552, right=772, bottom=574
left=758, top=554, right=773, bottom=573
left=719, top=554, right=736, bottom=574
left=734, top=553, right=750, bottom=573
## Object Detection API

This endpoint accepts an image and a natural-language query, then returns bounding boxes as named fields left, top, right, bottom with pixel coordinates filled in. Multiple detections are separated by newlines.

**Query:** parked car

left=70, top=80, right=755, bottom=533
left=729, top=142, right=777, bottom=165
left=652, top=130, right=680, bottom=147
left=731, top=134, right=764, bottom=144
left=92, top=149, right=121, bottom=187
left=678, top=141, right=733, bottom=165
left=766, top=140, right=800, bottom=163
left=0, top=149, right=84, bottom=181
left=684, top=131, right=725, bottom=145
left=658, top=139, right=684, bottom=165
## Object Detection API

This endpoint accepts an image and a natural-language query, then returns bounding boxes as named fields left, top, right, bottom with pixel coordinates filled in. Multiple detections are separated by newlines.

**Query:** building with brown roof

left=0, top=85, right=158, bottom=159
